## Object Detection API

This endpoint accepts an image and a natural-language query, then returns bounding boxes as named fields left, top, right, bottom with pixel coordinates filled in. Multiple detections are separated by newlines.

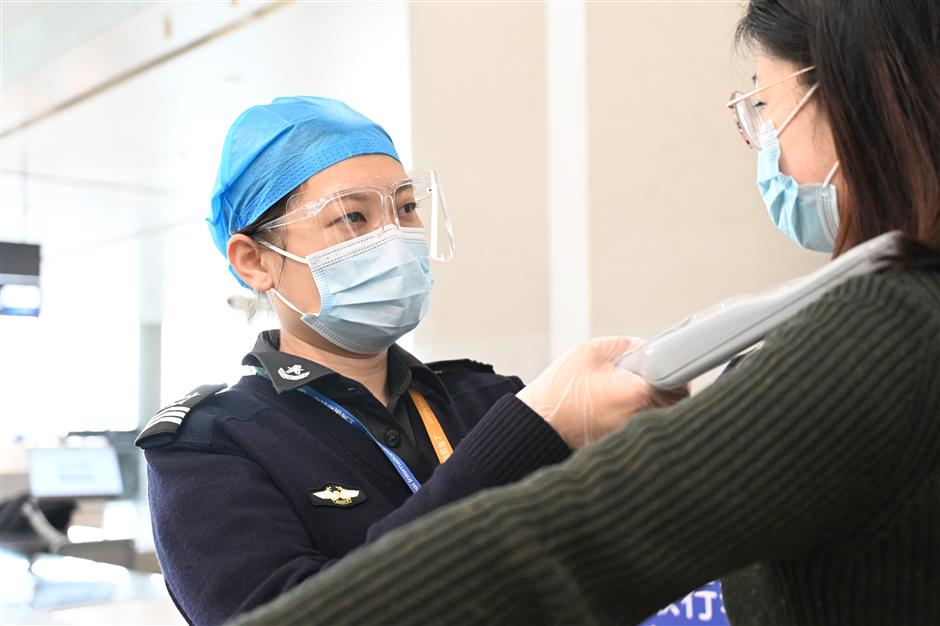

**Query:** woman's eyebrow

left=338, top=191, right=374, bottom=202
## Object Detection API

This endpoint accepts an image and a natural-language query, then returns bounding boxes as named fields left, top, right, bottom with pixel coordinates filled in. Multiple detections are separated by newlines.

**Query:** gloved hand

left=517, top=336, right=688, bottom=450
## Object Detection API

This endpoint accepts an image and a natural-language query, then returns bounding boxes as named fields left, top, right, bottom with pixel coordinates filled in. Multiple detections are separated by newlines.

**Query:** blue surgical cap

left=209, top=96, right=400, bottom=286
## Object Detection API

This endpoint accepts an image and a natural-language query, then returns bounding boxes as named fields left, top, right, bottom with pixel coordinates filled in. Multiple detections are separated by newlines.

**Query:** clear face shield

left=259, top=170, right=454, bottom=261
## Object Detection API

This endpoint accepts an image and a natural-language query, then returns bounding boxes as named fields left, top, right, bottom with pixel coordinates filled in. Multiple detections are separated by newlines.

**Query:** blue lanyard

left=296, top=386, right=422, bottom=493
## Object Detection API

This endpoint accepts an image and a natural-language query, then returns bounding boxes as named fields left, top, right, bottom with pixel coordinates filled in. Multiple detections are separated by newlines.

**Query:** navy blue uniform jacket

left=140, top=333, right=570, bottom=625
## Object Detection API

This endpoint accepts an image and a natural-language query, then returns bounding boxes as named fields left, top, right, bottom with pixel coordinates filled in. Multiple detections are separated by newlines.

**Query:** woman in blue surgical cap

left=137, top=96, right=677, bottom=626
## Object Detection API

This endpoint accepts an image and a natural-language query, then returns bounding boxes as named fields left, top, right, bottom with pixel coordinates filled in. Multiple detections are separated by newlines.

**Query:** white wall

left=407, top=2, right=828, bottom=384
left=408, top=3, right=551, bottom=380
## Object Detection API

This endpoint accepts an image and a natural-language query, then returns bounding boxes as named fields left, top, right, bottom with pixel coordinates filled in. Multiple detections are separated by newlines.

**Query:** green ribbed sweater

left=234, top=269, right=940, bottom=626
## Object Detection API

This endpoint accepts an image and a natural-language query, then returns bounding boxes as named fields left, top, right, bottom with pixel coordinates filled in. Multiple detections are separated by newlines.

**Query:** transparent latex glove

left=517, top=336, right=689, bottom=450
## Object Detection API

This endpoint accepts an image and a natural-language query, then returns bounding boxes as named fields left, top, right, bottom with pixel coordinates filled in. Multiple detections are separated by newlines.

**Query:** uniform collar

left=242, top=330, right=449, bottom=401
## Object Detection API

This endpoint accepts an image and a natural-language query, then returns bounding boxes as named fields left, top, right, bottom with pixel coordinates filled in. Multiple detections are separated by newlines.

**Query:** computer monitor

left=27, top=448, right=124, bottom=500
left=0, top=242, right=41, bottom=317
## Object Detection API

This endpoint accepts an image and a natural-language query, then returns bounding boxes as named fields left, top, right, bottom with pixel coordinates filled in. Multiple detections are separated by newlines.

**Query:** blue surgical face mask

left=756, top=120, right=840, bottom=253
left=261, top=226, right=434, bottom=355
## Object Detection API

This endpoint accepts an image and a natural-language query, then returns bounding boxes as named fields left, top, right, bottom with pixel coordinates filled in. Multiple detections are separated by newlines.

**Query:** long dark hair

left=737, top=0, right=940, bottom=267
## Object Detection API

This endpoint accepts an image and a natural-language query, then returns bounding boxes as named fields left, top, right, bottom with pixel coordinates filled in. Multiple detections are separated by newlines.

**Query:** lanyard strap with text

left=297, top=386, right=423, bottom=493
left=258, top=365, right=454, bottom=493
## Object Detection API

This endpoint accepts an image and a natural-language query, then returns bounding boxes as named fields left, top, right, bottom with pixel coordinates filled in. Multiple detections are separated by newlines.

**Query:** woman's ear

left=228, top=234, right=276, bottom=292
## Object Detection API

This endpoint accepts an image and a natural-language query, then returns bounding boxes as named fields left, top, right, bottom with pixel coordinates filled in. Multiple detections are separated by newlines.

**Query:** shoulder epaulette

left=135, top=383, right=227, bottom=449
left=426, top=359, right=496, bottom=375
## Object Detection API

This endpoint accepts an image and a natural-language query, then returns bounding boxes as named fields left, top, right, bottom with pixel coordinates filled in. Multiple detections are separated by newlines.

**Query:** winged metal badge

left=312, top=485, right=360, bottom=506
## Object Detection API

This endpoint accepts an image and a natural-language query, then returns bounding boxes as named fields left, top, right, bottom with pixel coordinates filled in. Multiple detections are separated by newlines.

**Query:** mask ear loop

left=256, top=238, right=307, bottom=264
left=254, top=239, right=308, bottom=316
left=269, top=287, right=306, bottom=316
left=776, top=83, right=819, bottom=136
left=823, top=161, right=840, bottom=186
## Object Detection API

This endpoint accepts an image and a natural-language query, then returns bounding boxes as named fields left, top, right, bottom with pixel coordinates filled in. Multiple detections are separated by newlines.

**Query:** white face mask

left=260, top=226, right=434, bottom=354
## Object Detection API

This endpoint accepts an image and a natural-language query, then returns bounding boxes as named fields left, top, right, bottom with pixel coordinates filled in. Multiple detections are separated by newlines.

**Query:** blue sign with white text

left=639, top=581, right=728, bottom=626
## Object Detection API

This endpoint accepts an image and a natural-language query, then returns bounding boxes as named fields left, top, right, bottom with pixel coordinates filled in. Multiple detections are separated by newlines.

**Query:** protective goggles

left=260, top=170, right=454, bottom=261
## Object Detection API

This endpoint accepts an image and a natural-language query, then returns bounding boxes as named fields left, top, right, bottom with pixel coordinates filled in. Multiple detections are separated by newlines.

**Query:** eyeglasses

left=726, top=66, right=816, bottom=150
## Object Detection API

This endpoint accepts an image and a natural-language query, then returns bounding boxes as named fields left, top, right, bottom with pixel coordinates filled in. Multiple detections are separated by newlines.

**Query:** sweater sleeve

left=365, top=393, right=571, bottom=541
left=231, top=273, right=940, bottom=626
